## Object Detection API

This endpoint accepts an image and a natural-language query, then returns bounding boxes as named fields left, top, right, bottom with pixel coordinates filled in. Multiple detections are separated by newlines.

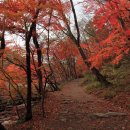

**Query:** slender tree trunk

left=24, top=0, right=44, bottom=120
left=46, top=12, right=59, bottom=91
left=71, top=58, right=77, bottom=79
left=53, top=53, right=69, bottom=80
left=77, top=43, right=111, bottom=86
left=25, top=33, right=32, bottom=121
left=33, top=31, right=43, bottom=95
left=68, top=0, right=112, bottom=86
left=0, top=17, right=5, bottom=58
left=0, top=32, right=5, bottom=58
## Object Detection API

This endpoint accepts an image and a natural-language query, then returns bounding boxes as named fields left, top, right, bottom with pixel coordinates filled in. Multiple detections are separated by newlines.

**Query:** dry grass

left=83, top=58, right=130, bottom=100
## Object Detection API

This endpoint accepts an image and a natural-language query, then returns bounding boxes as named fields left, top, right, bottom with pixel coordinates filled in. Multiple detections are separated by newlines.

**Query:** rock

left=17, top=104, right=25, bottom=109
left=2, top=120, right=17, bottom=126
left=122, top=127, right=125, bottom=130
left=60, top=110, right=69, bottom=114
left=92, top=113, right=109, bottom=118
left=106, top=112, right=127, bottom=116
left=62, top=99, right=72, bottom=101
left=0, top=117, right=10, bottom=122
left=62, top=100, right=73, bottom=104
left=60, top=118, right=67, bottom=122
left=67, top=127, right=73, bottom=130
left=92, top=112, right=127, bottom=118
left=62, top=101, right=70, bottom=104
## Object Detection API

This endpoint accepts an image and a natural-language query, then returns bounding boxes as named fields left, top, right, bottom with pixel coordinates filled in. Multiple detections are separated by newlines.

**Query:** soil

left=7, top=78, right=130, bottom=130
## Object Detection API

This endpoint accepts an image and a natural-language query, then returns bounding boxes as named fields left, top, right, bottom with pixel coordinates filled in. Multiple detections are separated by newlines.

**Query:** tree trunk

left=33, top=33, right=43, bottom=94
left=0, top=33, right=5, bottom=58
left=53, top=53, right=69, bottom=81
left=91, top=67, right=111, bottom=86
left=46, top=13, right=59, bottom=91
left=0, top=17, right=5, bottom=58
left=77, top=43, right=111, bottom=86
left=24, top=1, right=42, bottom=120
left=25, top=33, right=32, bottom=121
left=69, top=0, right=112, bottom=86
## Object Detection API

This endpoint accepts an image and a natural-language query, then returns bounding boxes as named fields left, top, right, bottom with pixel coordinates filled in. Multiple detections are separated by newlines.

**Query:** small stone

left=17, top=104, right=25, bottom=109
left=62, top=101, right=70, bottom=104
left=60, top=118, right=67, bottom=122
left=122, top=127, right=125, bottom=130
left=92, top=112, right=127, bottom=118
left=67, top=127, right=73, bottom=130
left=62, top=99, right=72, bottom=101
left=92, top=113, right=109, bottom=118
left=106, top=112, right=127, bottom=116
left=60, top=110, right=68, bottom=114
left=0, top=117, right=10, bottom=122
left=2, top=120, right=17, bottom=126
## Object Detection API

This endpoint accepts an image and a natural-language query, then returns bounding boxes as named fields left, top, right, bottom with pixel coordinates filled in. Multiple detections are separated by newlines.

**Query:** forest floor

left=7, top=78, right=130, bottom=130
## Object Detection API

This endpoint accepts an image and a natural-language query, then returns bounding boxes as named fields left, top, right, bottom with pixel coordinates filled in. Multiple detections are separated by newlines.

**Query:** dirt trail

left=45, top=78, right=130, bottom=130
left=8, top=78, right=130, bottom=130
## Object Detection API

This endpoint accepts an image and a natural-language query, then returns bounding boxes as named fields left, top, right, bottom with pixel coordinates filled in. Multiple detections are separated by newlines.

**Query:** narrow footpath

left=45, top=79, right=130, bottom=130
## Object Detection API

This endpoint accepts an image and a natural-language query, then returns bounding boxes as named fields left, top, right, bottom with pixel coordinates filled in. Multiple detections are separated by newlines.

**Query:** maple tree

left=0, top=0, right=72, bottom=120
left=0, top=0, right=46, bottom=120
left=52, top=38, right=81, bottom=80
left=55, top=0, right=112, bottom=86
left=84, top=0, right=130, bottom=68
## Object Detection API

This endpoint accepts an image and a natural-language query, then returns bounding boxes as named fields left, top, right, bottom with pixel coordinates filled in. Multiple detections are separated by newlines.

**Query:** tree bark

left=46, top=11, right=59, bottom=91
left=0, top=17, right=5, bottom=58
left=25, top=0, right=44, bottom=120
left=53, top=53, right=69, bottom=80
left=0, top=32, right=5, bottom=58
left=33, top=31, right=43, bottom=94
left=69, top=0, right=112, bottom=86
left=25, top=32, right=32, bottom=121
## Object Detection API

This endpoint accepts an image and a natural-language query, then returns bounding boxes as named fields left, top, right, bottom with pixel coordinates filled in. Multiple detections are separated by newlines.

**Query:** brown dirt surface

left=8, top=78, right=130, bottom=130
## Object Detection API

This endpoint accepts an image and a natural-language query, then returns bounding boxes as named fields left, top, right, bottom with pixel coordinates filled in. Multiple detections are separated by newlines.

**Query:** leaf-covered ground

left=8, top=78, right=130, bottom=130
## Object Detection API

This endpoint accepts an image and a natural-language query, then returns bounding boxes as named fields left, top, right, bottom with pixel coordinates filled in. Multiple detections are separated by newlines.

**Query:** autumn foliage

left=84, top=0, right=130, bottom=68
